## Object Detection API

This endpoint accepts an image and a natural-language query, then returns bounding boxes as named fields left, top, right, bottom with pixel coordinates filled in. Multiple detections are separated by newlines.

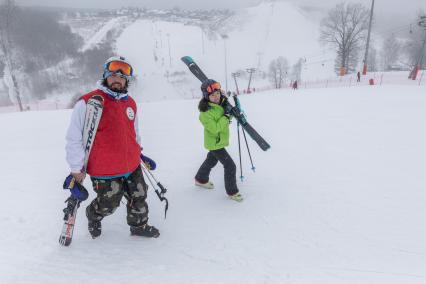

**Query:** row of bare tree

left=0, top=0, right=23, bottom=110
left=269, top=2, right=424, bottom=88
left=268, top=57, right=303, bottom=89
left=0, top=0, right=114, bottom=109
left=320, top=2, right=426, bottom=75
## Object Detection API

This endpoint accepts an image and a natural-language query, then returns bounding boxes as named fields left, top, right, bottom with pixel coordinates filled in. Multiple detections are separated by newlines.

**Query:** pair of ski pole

left=232, top=95, right=256, bottom=182
left=121, top=162, right=169, bottom=219
left=140, top=163, right=169, bottom=219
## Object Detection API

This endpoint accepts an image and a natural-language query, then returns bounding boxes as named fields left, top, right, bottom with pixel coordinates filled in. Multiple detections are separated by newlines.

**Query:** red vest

left=80, top=90, right=141, bottom=176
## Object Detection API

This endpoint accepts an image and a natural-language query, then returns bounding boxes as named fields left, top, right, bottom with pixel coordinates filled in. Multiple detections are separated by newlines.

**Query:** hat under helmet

left=103, top=56, right=134, bottom=81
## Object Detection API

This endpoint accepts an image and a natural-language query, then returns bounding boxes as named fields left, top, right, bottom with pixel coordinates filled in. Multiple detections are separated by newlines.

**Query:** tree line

left=320, top=2, right=426, bottom=75
left=0, top=0, right=114, bottom=108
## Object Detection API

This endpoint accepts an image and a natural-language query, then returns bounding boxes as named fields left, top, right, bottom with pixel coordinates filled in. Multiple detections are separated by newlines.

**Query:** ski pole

left=237, top=122, right=244, bottom=182
left=241, top=127, right=256, bottom=172
left=140, top=163, right=169, bottom=219
left=233, top=94, right=255, bottom=173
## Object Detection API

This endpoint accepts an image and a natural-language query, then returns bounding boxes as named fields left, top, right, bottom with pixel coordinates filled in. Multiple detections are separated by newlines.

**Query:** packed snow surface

left=1, top=85, right=426, bottom=283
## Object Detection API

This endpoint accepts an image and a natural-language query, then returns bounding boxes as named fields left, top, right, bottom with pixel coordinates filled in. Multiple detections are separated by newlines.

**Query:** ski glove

left=63, top=174, right=89, bottom=201
left=140, top=154, right=157, bottom=170
left=220, top=98, right=234, bottom=115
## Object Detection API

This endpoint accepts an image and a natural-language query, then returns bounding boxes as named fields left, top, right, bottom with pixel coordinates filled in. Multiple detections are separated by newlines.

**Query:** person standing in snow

left=194, top=79, right=243, bottom=202
left=65, top=56, right=159, bottom=239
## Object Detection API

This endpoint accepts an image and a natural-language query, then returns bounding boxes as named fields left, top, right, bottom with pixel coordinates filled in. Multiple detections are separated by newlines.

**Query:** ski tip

left=181, top=56, right=194, bottom=64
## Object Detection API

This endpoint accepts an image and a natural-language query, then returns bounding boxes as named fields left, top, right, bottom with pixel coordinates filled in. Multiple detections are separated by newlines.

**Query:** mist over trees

left=14, top=10, right=81, bottom=69
left=0, top=0, right=23, bottom=109
left=290, top=58, right=303, bottom=83
left=0, top=0, right=84, bottom=104
left=268, top=56, right=289, bottom=89
left=381, top=35, right=402, bottom=70
left=367, top=46, right=378, bottom=72
left=403, top=19, right=426, bottom=70
left=320, top=2, right=370, bottom=75
left=0, top=0, right=117, bottom=107
left=0, top=1, right=235, bottom=108
left=0, top=0, right=424, bottom=109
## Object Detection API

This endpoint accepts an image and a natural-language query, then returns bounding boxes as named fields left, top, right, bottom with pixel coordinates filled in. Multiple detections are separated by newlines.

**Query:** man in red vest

left=65, top=56, right=159, bottom=239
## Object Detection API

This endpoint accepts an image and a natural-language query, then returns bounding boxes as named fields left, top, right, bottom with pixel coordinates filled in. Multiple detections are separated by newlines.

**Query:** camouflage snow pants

left=86, top=165, right=149, bottom=227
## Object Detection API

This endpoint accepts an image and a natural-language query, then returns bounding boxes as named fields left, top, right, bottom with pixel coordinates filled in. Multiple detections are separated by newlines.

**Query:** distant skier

left=292, top=80, right=298, bottom=90
left=194, top=79, right=243, bottom=202
left=65, top=56, right=159, bottom=239
left=357, top=71, right=361, bottom=82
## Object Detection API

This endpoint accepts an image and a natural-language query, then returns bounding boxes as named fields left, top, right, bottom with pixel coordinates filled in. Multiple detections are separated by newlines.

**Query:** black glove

left=220, top=97, right=234, bottom=115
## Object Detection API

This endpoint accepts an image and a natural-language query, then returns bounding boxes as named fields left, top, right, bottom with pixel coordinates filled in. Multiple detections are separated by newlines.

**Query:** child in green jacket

left=194, top=79, right=243, bottom=202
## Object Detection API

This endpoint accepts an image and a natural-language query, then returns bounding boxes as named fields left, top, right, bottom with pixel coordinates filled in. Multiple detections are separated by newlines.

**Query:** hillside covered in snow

left=1, top=85, right=426, bottom=283
left=1, top=2, right=334, bottom=106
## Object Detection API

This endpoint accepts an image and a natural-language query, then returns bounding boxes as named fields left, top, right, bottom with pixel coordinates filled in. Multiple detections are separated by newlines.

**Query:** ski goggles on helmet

left=106, top=60, right=133, bottom=77
left=206, top=82, right=221, bottom=94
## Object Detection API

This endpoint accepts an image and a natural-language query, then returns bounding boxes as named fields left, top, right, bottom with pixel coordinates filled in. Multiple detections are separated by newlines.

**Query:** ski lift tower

left=246, top=68, right=256, bottom=94
left=411, top=15, right=426, bottom=80
left=362, top=0, right=375, bottom=75
left=231, top=72, right=241, bottom=95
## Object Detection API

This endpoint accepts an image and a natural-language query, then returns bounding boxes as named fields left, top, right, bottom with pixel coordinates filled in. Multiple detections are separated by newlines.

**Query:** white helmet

left=103, top=56, right=134, bottom=81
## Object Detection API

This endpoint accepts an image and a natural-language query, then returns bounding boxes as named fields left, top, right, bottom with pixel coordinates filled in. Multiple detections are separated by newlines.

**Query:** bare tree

left=0, top=0, right=23, bottom=111
left=269, top=56, right=288, bottom=89
left=320, top=2, right=370, bottom=75
left=291, top=58, right=303, bottom=83
left=382, top=35, right=401, bottom=70
left=404, top=14, right=426, bottom=70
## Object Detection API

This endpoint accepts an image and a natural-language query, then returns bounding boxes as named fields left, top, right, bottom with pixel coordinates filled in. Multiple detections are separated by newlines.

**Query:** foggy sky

left=16, top=0, right=426, bottom=29
left=17, top=0, right=426, bottom=12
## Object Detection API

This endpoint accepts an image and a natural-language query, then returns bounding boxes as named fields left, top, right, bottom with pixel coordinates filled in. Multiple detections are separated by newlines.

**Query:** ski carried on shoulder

left=59, top=95, right=104, bottom=246
left=181, top=56, right=270, bottom=151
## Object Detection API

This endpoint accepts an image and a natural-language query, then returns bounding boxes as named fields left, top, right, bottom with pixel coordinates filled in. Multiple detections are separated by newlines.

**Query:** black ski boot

left=130, top=224, right=160, bottom=238
left=88, top=220, right=102, bottom=239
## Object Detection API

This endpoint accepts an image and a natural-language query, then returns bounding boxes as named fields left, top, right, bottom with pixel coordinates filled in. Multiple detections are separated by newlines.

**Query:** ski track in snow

left=80, top=17, right=125, bottom=52
left=1, top=86, right=426, bottom=283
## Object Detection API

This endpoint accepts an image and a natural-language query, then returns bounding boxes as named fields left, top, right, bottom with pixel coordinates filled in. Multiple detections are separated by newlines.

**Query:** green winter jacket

left=199, top=102, right=230, bottom=150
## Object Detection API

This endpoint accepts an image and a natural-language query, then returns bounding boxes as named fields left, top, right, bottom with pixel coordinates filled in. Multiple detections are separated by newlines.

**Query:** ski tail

left=59, top=198, right=80, bottom=246
left=181, top=56, right=208, bottom=82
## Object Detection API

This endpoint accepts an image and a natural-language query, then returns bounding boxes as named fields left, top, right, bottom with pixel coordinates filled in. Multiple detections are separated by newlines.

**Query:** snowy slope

left=1, top=85, right=426, bottom=283
left=80, top=17, right=126, bottom=52
left=0, top=2, right=334, bottom=106
left=115, top=2, right=333, bottom=102
left=225, top=2, right=327, bottom=76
